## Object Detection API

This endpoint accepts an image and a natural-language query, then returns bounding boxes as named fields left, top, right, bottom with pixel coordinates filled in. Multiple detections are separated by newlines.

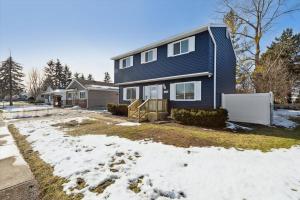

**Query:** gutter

left=207, top=25, right=217, bottom=109
left=115, top=72, right=212, bottom=86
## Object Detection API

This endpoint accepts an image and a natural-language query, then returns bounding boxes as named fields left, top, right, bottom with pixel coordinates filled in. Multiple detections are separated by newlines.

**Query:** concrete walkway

left=0, top=122, right=38, bottom=200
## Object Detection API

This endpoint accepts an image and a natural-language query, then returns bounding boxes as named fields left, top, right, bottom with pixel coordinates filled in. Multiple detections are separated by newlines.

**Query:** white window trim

left=171, top=81, right=201, bottom=101
left=141, top=48, right=157, bottom=64
left=119, top=56, right=133, bottom=69
left=79, top=90, right=86, bottom=99
left=123, top=87, right=139, bottom=101
left=168, top=36, right=195, bottom=57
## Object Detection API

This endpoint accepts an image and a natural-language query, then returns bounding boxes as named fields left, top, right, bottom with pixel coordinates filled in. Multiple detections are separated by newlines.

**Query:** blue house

left=111, top=24, right=236, bottom=113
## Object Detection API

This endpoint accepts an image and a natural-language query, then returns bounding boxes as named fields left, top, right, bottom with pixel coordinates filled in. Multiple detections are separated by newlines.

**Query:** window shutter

left=189, top=36, right=195, bottom=52
left=153, top=48, right=157, bottom=61
left=167, top=43, right=174, bottom=57
left=157, top=85, right=163, bottom=99
left=119, top=59, right=123, bottom=69
left=195, top=81, right=201, bottom=101
left=130, top=56, right=133, bottom=67
left=123, top=88, right=127, bottom=100
left=170, top=83, right=176, bottom=100
left=141, top=52, right=145, bottom=64
left=135, top=87, right=140, bottom=99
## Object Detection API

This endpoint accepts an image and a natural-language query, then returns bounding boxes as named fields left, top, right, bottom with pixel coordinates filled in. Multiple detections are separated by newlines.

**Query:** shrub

left=107, top=103, right=128, bottom=116
left=171, top=108, right=228, bottom=128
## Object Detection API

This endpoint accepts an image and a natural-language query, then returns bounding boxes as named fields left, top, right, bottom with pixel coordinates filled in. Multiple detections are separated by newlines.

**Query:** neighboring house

left=112, top=24, right=236, bottom=109
left=291, top=81, right=300, bottom=103
left=65, top=79, right=119, bottom=109
left=42, top=86, right=67, bottom=107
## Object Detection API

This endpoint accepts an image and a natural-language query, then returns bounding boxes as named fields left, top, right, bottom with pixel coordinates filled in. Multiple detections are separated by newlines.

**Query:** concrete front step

left=0, top=124, right=39, bottom=200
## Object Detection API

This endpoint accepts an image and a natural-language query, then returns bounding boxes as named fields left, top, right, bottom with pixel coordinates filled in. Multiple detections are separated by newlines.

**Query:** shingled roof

left=76, top=79, right=115, bottom=87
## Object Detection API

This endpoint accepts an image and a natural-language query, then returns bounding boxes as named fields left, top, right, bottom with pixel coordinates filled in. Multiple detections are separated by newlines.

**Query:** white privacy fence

left=222, top=92, right=274, bottom=125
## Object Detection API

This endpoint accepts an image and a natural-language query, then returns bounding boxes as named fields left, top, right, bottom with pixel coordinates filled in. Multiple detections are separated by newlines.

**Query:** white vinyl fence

left=222, top=92, right=274, bottom=125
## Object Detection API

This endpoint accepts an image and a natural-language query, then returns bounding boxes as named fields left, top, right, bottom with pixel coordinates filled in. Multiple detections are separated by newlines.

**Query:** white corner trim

left=66, top=79, right=87, bottom=90
left=115, top=72, right=212, bottom=86
left=208, top=25, right=217, bottom=109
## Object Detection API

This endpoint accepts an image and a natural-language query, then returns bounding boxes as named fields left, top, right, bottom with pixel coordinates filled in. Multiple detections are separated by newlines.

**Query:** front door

left=143, top=85, right=163, bottom=100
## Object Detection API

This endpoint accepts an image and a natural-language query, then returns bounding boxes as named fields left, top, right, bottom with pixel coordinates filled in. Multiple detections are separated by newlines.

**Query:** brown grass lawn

left=63, top=115, right=300, bottom=152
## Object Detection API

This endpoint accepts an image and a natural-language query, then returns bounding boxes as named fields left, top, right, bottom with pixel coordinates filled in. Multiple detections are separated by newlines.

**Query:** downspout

left=208, top=25, right=217, bottom=109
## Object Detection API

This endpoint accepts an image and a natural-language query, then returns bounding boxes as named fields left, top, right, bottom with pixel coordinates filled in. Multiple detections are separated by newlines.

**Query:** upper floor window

left=119, top=56, right=133, bottom=69
left=141, top=48, right=157, bottom=64
left=167, top=36, right=195, bottom=57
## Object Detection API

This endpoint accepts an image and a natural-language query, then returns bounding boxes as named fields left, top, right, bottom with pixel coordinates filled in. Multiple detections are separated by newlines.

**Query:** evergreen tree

left=80, top=73, right=85, bottom=80
left=0, top=56, right=24, bottom=106
left=87, top=74, right=94, bottom=81
left=43, top=60, right=56, bottom=89
left=73, top=72, right=80, bottom=79
left=54, top=59, right=63, bottom=88
left=43, top=59, right=72, bottom=89
left=104, top=72, right=111, bottom=83
left=62, top=65, right=72, bottom=88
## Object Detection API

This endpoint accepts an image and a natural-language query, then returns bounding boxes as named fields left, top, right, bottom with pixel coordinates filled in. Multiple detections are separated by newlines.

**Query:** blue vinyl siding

left=210, top=27, right=236, bottom=107
left=119, top=76, right=214, bottom=109
left=114, top=26, right=236, bottom=109
left=114, top=31, right=212, bottom=84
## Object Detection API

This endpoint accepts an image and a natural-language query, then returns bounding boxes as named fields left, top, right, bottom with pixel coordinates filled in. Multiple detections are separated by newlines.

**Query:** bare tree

left=28, top=68, right=44, bottom=101
left=256, top=42, right=296, bottom=103
left=222, top=0, right=300, bottom=66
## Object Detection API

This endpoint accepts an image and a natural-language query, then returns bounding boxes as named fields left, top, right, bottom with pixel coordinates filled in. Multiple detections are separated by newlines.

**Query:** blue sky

left=0, top=0, right=299, bottom=82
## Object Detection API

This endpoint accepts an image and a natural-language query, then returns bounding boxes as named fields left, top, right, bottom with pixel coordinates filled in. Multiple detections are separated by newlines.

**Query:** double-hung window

left=141, top=48, right=157, bottom=64
left=119, top=56, right=133, bottom=69
left=170, top=81, right=201, bottom=101
left=79, top=91, right=86, bottom=99
left=168, top=36, right=195, bottom=57
left=123, top=87, right=139, bottom=101
left=173, top=39, right=189, bottom=55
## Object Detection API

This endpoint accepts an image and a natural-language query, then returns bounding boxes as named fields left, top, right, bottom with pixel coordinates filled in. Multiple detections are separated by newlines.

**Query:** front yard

left=3, top=107, right=300, bottom=199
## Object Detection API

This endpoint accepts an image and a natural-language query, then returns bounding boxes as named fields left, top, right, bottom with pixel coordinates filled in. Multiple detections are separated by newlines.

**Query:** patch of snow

left=0, top=126, right=27, bottom=166
left=116, top=122, right=141, bottom=126
left=273, top=109, right=300, bottom=128
left=2, top=105, right=52, bottom=113
left=66, top=106, right=81, bottom=110
left=226, top=122, right=253, bottom=131
left=13, top=118, right=300, bottom=200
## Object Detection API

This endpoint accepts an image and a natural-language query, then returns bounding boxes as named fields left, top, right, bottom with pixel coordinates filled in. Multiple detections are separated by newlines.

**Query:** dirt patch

left=74, top=178, right=86, bottom=190
left=89, top=178, right=116, bottom=194
left=128, top=176, right=143, bottom=193
left=8, top=124, right=83, bottom=200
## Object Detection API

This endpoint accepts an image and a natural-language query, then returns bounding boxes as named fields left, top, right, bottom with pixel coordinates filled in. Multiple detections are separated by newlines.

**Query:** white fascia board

left=66, top=79, right=87, bottom=90
left=115, top=72, right=212, bottom=86
left=111, top=23, right=227, bottom=60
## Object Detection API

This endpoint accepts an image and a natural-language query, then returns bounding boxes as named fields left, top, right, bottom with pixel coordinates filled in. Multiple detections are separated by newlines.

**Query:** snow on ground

left=13, top=117, right=300, bottom=200
left=226, top=122, right=253, bottom=131
left=1, top=105, right=52, bottom=113
left=0, top=126, right=27, bottom=166
left=116, top=122, right=141, bottom=126
left=273, top=109, right=300, bottom=128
